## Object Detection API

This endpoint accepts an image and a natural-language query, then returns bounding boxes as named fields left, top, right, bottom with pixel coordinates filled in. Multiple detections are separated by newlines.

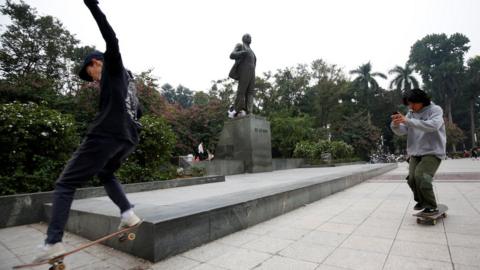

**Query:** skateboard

left=413, top=204, right=448, bottom=225
left=13, top=221, right=142, bottom=270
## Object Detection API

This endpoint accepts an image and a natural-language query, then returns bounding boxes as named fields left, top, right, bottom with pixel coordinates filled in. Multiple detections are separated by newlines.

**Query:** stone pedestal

left=215, top=114, right=272, bottom=173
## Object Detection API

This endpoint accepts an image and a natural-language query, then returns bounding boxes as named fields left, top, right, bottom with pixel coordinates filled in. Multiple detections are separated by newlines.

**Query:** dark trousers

left=407, top=155, right=441, bottom=209
left=234, top=66, right=255, bottom=114
left=46, top=135, right=135, bottom=244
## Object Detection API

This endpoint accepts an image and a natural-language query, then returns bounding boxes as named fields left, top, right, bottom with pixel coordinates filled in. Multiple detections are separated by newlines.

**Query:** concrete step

left=44, top=163, right=396, bottom=262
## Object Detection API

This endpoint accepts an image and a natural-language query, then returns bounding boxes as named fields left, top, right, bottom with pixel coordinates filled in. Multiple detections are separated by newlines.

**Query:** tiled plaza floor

left=2, top=159, right=479, bottom=270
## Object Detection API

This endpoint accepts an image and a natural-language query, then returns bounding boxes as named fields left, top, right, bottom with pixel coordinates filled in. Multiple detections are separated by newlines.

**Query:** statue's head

left=242, top=34, right=252, bottom=45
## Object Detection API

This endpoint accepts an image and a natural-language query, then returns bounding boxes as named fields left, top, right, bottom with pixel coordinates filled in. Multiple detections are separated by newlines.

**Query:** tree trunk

left=471, top=98, right=476, bottom=148
left=445, top=94, right=453, bottom=124
left=445, top=95, right=456, bottom=152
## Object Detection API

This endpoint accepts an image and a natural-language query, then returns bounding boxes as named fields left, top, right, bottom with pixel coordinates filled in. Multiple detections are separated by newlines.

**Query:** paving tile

left=352, top=225, right=398, bottom=239
left=445, top=222, right=480, bottom=235
left=0, top=256, right=23, bottom=270
left=254, top=255, right=318, bottom=270
left=102, top=252, right=150, bottom=270
left=323, top=248, right=387, bottom=270
left=279, top=241, right=335, bottom=263
left=316, top=222, right=357, bottom=234
left=454, top=264, right=480, bottom=270
left=150, top=256, right=201, bottom=270
left=329, top=214, right=367, bottom=225
left=73, top=260, right=126, bottom=270
left=396, top=229, right=448, bottom=245
left=302, top=231, right=349, bottom=247
left=208, top=249, right=271, bottom=270
left=446, top=233, right=480, bottom=249
left=217, top=232, right=259, bottom=247
left=243, top=224, right=277, bottom=236
left=400, top=217, right=445, bottom=233
left=314, top=265, right=348, bottom=270
left=383, top=255, right=453, bottom=270
left=183, top=242, right=241, bottom=262
left=0, top=245, right=16, bottom=260
left=450, top=246, right=480, bottom=267
left=267, top=227, right=311, bottom=241
left=191, top=263, right=229, bottom=270
left=242, top=236, right=294, bottom=254
left=390, top=240, right=451, bottom=262
left=340, top=235, right=393, bottom=254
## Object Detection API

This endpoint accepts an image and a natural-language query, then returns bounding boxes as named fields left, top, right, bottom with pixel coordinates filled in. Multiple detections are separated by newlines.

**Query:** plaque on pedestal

left=216, top=115, right=272, bottom=173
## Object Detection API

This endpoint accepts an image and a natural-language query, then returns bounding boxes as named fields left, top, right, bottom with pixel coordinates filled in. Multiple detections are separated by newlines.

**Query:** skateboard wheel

left=443, top=213, right=447, bottom=218
left=58, top=263, right=66, bottom=270
left=432, top=220, right=437, bottom=225
left=416, top=218, right=421, bottom=224
left=127, top=233, right=136, bottom=241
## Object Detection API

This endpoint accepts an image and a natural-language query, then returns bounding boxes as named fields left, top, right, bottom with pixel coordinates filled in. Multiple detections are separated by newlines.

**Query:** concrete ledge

left=301, top=161, right=366, bottom=168
left=196, top=160, right=245, bottom=176
left=272, top=158, right=305, bottom=171
left=45, top=164, right=396, bottom=262
left=0, top=175, right=224, bottom=228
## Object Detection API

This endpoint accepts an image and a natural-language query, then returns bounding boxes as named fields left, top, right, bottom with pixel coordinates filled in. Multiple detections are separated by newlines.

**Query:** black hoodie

left=84, top=1, right=140, bottom=144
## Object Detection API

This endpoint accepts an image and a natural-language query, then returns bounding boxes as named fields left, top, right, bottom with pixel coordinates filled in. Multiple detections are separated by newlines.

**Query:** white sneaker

left=119, top=209, right=141, bottom=230
left=238, top=110, right=247, bottom=117
left=33, top=242, right=65, bottom=263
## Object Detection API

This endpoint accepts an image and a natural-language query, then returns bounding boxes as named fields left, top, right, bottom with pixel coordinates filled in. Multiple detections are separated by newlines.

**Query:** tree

left=273, top=64, right=311, bottom=115
left=269, top=114, right=320, bottom=158
left=193, top=91, right=210, bottom=107
left=388, top=63, right=419, bottom=91
left=0, top=0, right=81, bottom=92
left=174, top=85, right=193, bottom=108
left=465, top=56, right=480, bottom=147
left=349, top=62, right=387, bottom=111
left=409, top=33, right=470, bottom=152
left=209, top=78, right=236, bottom=107
left=409, top=33, right=470, bottom=124
left=445, top=121, right=465, bottom=152
left=331, top=111, right=381, bottom=160
left=302, top=59, right=349, bottom=128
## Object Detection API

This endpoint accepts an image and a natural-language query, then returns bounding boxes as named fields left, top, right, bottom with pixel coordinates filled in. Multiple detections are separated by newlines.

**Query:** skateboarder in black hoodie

left=34, top=0, right=142, bottom=262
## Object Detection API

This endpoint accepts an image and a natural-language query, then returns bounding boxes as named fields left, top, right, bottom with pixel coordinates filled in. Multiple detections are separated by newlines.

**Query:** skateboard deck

left=13, top=221, right=142, bottom=270
left=413, top=204, right=448, bottom=225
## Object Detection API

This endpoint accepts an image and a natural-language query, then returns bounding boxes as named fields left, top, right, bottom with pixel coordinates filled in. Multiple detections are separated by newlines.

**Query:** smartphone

left=391, top=111, right=399, bottom=116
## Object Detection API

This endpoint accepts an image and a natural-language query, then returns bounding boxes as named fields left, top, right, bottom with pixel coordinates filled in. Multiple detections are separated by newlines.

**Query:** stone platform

left=44, top=164, right=396, bottom=262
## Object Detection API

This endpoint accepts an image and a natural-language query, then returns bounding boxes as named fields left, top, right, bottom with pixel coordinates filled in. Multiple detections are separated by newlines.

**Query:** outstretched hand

left=84, top=0, right=99, bottom=6
left=391, top=113, right=407, bottom=126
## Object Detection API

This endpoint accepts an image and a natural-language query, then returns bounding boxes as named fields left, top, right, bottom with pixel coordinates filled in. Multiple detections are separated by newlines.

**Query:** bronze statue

left=229, top=34, right=256, bottom=116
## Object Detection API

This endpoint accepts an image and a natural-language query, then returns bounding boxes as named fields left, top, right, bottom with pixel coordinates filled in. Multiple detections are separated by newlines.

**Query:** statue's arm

left=230, top=43, right=246, bottom=60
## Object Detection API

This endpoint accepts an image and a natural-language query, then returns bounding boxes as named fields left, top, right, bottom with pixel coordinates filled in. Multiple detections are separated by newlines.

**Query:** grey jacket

left=391, top=104, right=446, bottom=159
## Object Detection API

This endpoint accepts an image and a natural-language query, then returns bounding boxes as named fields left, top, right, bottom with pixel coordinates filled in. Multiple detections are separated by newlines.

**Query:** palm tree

left=350, top=62, right=387, bottom=110
left=389, top=63, right=419, bottom=91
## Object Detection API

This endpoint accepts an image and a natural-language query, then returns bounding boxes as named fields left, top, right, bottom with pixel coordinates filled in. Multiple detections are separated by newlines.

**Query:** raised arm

left=406, top=106, right=444, bottom=132
left=84, top=0, right=121, bottom=64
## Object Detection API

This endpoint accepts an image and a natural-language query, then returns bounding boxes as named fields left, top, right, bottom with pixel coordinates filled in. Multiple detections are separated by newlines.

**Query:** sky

left=1, top=0, right=479, bottom=91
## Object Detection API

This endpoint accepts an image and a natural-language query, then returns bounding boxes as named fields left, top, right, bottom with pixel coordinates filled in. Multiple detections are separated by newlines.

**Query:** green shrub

left=270, top=115, right=324, bottom=158
left=329, top=140, right=355, bottom=159
left=117, top=115, right=177, bottom=182
left=0, top=102, right=79, bottom=195
left=293, top=140, right=355, bottom=161
left=292, top=141, right=318, bottom=160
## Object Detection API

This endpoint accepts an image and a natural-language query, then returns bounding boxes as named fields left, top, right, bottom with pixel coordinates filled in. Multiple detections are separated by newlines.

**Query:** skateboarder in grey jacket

left=391, top=89, right=446, bottom=215
left=34, top=0, right=141, bottom=262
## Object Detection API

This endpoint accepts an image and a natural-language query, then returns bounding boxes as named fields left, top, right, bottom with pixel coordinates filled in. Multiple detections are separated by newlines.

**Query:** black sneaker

left=413, top=203, right=424, bottom=211
left=421, top=208, right=439, bottom=216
